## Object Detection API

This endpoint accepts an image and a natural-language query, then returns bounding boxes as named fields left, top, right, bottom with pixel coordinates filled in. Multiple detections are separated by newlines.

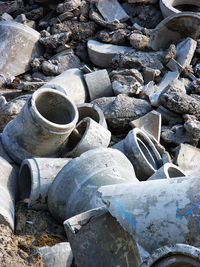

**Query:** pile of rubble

left=0, top=0, right=200, bottom=266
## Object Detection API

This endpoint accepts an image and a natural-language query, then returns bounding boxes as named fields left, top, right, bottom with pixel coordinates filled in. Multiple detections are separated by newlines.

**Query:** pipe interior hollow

left=152, top=254, right=200, bottom=267
left=66, top=120, right=87, bottom=151
left=19, top=164, right=31, bottom=201
left=77, top=106, right=100, bottom=124
left=35, top=91, right=76, bottom=125
left=171, top=0, right=200, bottom=11
left=167, top=166, right=185, bottom=178
left=136, top=133, right=161, bottom=170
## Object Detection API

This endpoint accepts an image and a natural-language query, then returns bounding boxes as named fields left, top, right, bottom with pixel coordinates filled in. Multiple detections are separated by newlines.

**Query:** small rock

left=96, top=29, right=128, bottom=45
left=143, top=67, right=160, bottom=84
left=40, top=32, right=72, bottom=49
left=184, top=120, right=200, bottom=139
left=56, top=0, right=82, bottom=13
left=129, top=32, right=149, bottom=50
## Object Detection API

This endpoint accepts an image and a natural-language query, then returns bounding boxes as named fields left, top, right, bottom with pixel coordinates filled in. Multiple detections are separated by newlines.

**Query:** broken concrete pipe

left=64, top=207, right=142, bottom=267
left=98, top=176, right=200, bottom=254
left=48, top=148, right=138, bottom=222
left=160, top=0, right=200, bottom=18
left=18, top=158, right=72, bottom=211
left=77, top=102, right=107, bottom=128
left=140, top=244, right=200, bottom=266
left=40, top=68, right=88, bottom=104
left=149, top=12, right=200, bottom=51
left=113, top=128, right=163, bottom=180
left=0, top=157, right=17, bottom=230
left=84, top=69, right=113, bottom=101
left=1, top=88, right=78, bottom=163
left=0, top=20, right=43, bottom=81
left=147, top=162, right=186, bottom=180
left=62, top=117, right=111, bottom=158
left=32, top=242, right=73, bottom=267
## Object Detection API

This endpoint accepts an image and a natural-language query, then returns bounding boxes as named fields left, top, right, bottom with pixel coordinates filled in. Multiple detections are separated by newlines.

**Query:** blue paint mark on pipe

left=115, top=201, right=136, bottom=230
left=184, top=201, right=200, bottom=216
left=176, top=201, right=200, bottom=228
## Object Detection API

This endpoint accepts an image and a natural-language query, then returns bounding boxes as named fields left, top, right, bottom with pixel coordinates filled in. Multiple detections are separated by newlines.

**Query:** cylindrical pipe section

left=18, top=157, right=72, bottom=210
left=124, top=128, right=163, bottom=180
left=40, top=68, right=88, bottom=104
left=62, top=117, right=111, bottom=158
left=148, top=163, right=186, bottom=180
left=140, top=244, right=200, bottom=266
left=2, top=88, right=78, bottom=163
left=77, top=102, right=107, bottom=128
left=48, top=148, right=138, bottom=222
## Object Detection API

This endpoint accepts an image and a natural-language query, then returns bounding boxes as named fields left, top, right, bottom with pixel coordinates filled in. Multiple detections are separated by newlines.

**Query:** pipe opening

left=65, top=120, right=87, bottom=152
left=136, top=133, right=162, bottom=170
left=152, top=254, right=200, bottom=267
left=19, top=164, right=31, bottom=201
left=78, top=106, right=100, bottom=124
left=35, top=91, right=76, bottom=125
left=167, top=166, right=185, bottom=178
left=174, top=4, right=200, bottom=12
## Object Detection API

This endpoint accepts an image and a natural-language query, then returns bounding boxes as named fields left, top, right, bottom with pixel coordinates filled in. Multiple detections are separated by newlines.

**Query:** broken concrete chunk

left=143, top=67, right=160, bottom=84
left=130, top=110, right=161, bottom=142
left=174, top=143, right=200, bottom=176
left=97, top=29, right=128, bottom=46
left=184, top=119, right=200, bottom=140
left=161, top=124, right=198, bottom=146
left=129, top=32, right=149, bottom=50
left=40, top=32, right=72, bottom=49
left=56, top=0, right=82, bottom=13
left=0, top=1, right=19, bottom=16
left=0, top=21, right=43, bottom=79
left=32, top=242, right=73, bottom=267
left=84, top=70, right=113, bottom=101
left=149, top=12, right=200, bottom=51
left=128, top=0, right=157, bottom=3
left=96, top=0, right=129, bottom=22
left=176, top=37, right=197, bottom=68
left=113, top=49, right=165, bottom=71
left=156, top=105, right=183, bottom=125
left=92, top=94, right=152, bottom=133
left=64, top=207, right=143, bottom=267
left=160, top=92, right=200, bottom=118
left=98, top=176, right=200, bottom=254
left=87, top=40, right=132, bottom=68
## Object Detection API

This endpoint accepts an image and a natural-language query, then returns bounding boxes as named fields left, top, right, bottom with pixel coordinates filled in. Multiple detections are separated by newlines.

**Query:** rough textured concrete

left=156, top=105, right=183, bottom=125
left=130, top=111, right=161, bottom=142
left=87, top=40, right=132, bottom=68
left=32, top=242, right=73, bottom=267
left=84, top=69, right=113, bottom=101
left=96, top=0, right=129, bottom=22
left=99, top=176, right=200, bottom=254
left=48, top=148, right=138, bottom=222
left=64, top=207, right=142, bottom=267
left=18, top=158, right=72, bottom=211
left=129, top=33, right=149, bottom=50
left=62, top=117, right=111, bottom=157
left=140, top=244, right=200, bottom=266
left=176, top=37, right=197, bottom=68
left=149, top=12, right=200, bottom=50
left=174, top=143, right=200, bottom=176
left=2, top=89, right=78, bottom=163
left=0, top=21, right=43, bottom=79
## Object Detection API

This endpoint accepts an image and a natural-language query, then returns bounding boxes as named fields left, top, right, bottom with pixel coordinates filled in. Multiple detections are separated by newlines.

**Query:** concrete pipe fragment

left=64, top=207, right=143, bottom=267
left=40, top=68, right=88, bottom=104
left=77, top=102, right=107, bottom=128
left=0, top=157, right=17, bottom=230
left=32, top=242, right=73, bottom=267
left=0, top=21, right=43, bottom=79
left=84, top=69, right=113, bottom=101
left=18, top=158, right=72, bottom=210
left=87, top=40, right=132, bottom=68
left=99, top=176, right=200, bottom=254
left=140, top=244, right=200, bottom=266
left=149, top=12, right=200, bottom=50
left=148, top=162, right=186, bottom=180
left=48, top=148, right=138, bottom=222
left=2, top=88, right=78, bottom=163
left=62, top=117, right=111, bottom=158
left=160, top=0, right=200, bottom=18
left=114, top=128, right=163, bottom=180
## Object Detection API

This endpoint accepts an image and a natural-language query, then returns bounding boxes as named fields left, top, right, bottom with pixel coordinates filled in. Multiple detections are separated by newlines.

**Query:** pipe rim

left=163, top=163, right=186, bottom=179
left=30, top=88, right=78, bottom=131
left=140, top=244, right=200, bottom=266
